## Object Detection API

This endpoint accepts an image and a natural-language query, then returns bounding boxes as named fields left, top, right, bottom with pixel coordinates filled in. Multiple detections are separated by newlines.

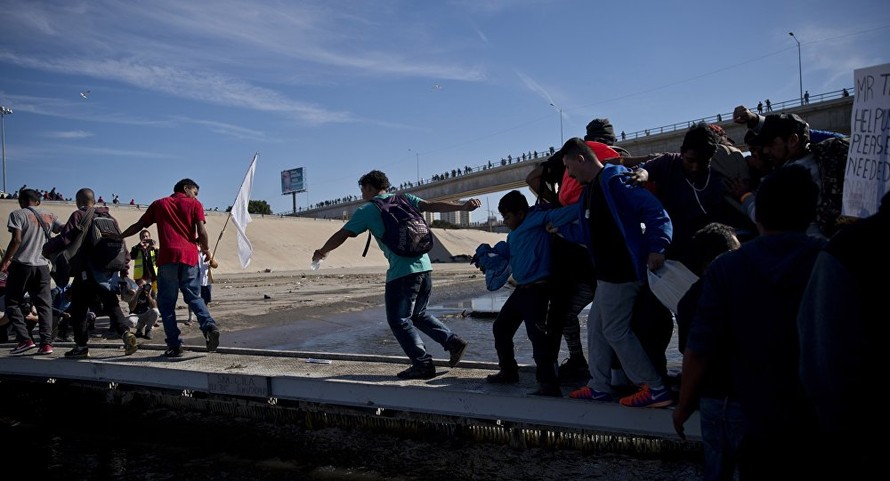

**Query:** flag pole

left=211, top=152, right=258, bottom=259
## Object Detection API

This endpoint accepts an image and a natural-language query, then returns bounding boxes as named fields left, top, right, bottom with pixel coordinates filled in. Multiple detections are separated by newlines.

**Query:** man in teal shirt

left=313, top=170, right=481, bottom=379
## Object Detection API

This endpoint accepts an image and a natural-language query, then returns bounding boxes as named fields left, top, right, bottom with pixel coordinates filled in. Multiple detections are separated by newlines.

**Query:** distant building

left=440, top=209, right=470, bottom=226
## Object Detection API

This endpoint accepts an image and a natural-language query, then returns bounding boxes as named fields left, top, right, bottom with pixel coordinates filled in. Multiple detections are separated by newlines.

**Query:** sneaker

left=446, top=335, right=468, bottom=367
left=10, top=339, right=36, bottom=355
left=143, top=330, right=152, bottom=340
left=485, top=370, right=520, bottom=384
left=64, top=346, right=90, bottom=359
left=558, top=356, right=591, bottom=383
left=163, top=345, right=184, bottom=358
left=396, top=363, right=436, bottom=380
left=36, top=344, right=54, bottom=355
left=618, top=385, right=673, bottom=408
left=569, top=386, right=612, bottom=401
left=122, top=331, right=138, bottom=355
left=135, top=329, right=144, bottom=339
left=529, top=384, right=562, bottom=397
left=204, top=326, right=220, bottom=352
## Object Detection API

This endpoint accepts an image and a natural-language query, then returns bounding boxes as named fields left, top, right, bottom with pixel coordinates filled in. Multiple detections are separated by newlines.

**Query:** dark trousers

left=631, top=284, right=674, bottom=384
left=200, top=284, right=212, bottom=304
left=4, top=262, right=53, bottom=346
left=492, top=282, right=558, bottom=385
left=69, top=278, right=128, bottom=347
left=548, top=277, right=595, bottom=360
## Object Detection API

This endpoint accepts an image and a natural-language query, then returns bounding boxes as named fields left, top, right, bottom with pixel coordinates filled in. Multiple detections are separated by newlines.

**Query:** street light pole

left=408, top=148, right=419, bottom=182
left=0, top=105, right=12, bottom=194
left=550, top=103, right=564, bottom=144
left=789, top=32, right=803, bottom=107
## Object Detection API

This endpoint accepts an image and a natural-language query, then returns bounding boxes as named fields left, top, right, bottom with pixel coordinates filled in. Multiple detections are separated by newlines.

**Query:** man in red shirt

left=120, top=179, right=219, bottom=357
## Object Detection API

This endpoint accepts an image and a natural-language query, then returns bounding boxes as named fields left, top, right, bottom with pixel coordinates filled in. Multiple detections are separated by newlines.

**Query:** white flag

left=231, top=153, right=257, bottom=268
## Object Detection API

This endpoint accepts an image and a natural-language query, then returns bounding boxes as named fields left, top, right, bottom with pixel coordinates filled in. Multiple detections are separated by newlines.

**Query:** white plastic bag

left=647, top=260, right=699, bottom=314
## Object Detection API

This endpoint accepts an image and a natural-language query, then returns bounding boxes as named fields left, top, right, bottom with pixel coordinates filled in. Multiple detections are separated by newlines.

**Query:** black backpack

left=362, top=194, right=433, bottom=258
left=85, top=216, right=129, bottom=272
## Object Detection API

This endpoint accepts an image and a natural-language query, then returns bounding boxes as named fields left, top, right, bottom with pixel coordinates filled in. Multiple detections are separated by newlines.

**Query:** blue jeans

left=587, top=280, right=664, bottom=393
left=384, top=271, right=453, bottom=365
left=700, top=397, right=746, bottom=481
left=158, top=262, right=217, bottom=348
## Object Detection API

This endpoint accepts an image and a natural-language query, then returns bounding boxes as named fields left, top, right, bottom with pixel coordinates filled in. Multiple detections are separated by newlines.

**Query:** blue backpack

left=362, top=194, right=433, bottom=258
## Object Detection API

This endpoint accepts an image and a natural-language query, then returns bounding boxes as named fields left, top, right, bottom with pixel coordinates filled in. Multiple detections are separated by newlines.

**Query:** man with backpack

left=119, top=178, right=220, bottom=358
left=1, top=188, right=63, bottom=355
left=43, top=188, right=137, bottom=358
left=312, top=170, right=481, bottom=380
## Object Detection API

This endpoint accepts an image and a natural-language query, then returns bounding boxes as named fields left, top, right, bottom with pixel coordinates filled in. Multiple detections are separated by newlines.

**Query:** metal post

left=789, top=32, right=803, bottom=107
left=0, top=105, right=12, bottom=194
left=550, top=103, right=564, bottom=144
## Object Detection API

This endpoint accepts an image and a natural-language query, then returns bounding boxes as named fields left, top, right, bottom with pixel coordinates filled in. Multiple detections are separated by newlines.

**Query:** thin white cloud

left=43, top=130, right=93, bottom=139
left=0, top=0, right=488, bottom=104
left=515, top=70, right=557, bottom=106
left=792, top=24, right=890, bottom=91
left=178, top=118, right=268, bottom=141
left=0, top=52, right=353, bottom=125
left=474, top=27, right=489, bottom=43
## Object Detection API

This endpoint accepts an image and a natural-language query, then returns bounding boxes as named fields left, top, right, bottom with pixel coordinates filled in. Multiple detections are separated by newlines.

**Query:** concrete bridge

left=298, top=93, right=853, bottom=220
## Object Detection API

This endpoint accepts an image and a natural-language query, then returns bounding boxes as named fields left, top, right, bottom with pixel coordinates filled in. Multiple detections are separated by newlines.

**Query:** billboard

left=281, top=167, right=305, bottom=194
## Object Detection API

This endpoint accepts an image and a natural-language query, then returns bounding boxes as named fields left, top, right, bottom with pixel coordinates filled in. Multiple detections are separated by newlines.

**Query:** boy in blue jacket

left=476, top=190, right=577, bottom=396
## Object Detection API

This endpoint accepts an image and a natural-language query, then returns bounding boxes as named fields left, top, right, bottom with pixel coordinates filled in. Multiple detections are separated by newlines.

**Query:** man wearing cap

left=732, top=105, right=846, bottom=144
left=732, top=111, right=850, bottom=237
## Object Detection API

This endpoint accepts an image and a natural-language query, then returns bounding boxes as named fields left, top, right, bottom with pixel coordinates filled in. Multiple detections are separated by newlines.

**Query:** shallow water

left=224, top=286, right=683, bottom=368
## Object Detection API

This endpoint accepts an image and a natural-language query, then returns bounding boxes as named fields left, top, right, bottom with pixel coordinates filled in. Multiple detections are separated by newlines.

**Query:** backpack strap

left=65, top=207, right=96, bottom=256
left=361, top=196, right=387, bottom=258
left=362, top=194, right=390, bottom=257
left=362, top=231, right=372, bottom=257
left=27, top=207, right=52, bottom=240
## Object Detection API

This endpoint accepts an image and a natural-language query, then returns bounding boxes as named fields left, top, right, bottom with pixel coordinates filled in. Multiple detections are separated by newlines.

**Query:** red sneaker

left=10, top=339, right=36, bottom=355
left=618, top=385, right=673, bottom=408
left=37, top=344, right=54, bottom=355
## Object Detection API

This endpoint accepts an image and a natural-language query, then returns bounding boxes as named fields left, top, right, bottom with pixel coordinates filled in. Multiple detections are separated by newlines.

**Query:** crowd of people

left=2, top=102, right=883, bottom=478
left=2, top=179, right=219, bottom=359
left=313, top=108, right=880, bottom=478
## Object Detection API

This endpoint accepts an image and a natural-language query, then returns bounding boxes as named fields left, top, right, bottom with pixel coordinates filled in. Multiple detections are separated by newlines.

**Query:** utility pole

left=0, top=105, right=13, bottom=193
left=789, top=32, right=803, bottom=107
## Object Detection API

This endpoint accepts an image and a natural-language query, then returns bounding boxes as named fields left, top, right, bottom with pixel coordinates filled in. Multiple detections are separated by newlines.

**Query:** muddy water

left=223, top=286, right=683, bottom=369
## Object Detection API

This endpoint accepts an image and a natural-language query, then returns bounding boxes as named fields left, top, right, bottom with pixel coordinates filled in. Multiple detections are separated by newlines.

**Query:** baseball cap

left=754, top=113, right=810, bottom=144
left=584, top=118, right=617, bottom=145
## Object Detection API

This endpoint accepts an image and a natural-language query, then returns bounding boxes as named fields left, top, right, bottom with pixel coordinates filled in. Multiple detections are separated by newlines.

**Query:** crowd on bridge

left=306, top=147, right=557, bottom=213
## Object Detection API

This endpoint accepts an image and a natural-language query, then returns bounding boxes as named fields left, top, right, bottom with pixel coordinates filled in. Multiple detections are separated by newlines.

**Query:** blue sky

left=1, top=0, right=888, bottom=223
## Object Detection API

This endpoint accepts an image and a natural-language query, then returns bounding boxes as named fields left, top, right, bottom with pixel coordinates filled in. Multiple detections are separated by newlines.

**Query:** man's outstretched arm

left=120, top=219, right=148, bottom=239
left=312, top=228, right=356, bottom=262
left=420, top=198, right=481, bottom=213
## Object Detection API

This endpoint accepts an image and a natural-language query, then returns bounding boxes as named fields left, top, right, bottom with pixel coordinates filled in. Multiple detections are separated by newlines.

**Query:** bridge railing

left=618, top=87, right=853, bottom=141
left=294, top=87, right=854, bottom=215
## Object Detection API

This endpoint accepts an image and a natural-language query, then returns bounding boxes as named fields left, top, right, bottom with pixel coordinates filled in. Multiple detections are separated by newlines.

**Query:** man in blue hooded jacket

left=555, top=138, right=675, bottom=408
